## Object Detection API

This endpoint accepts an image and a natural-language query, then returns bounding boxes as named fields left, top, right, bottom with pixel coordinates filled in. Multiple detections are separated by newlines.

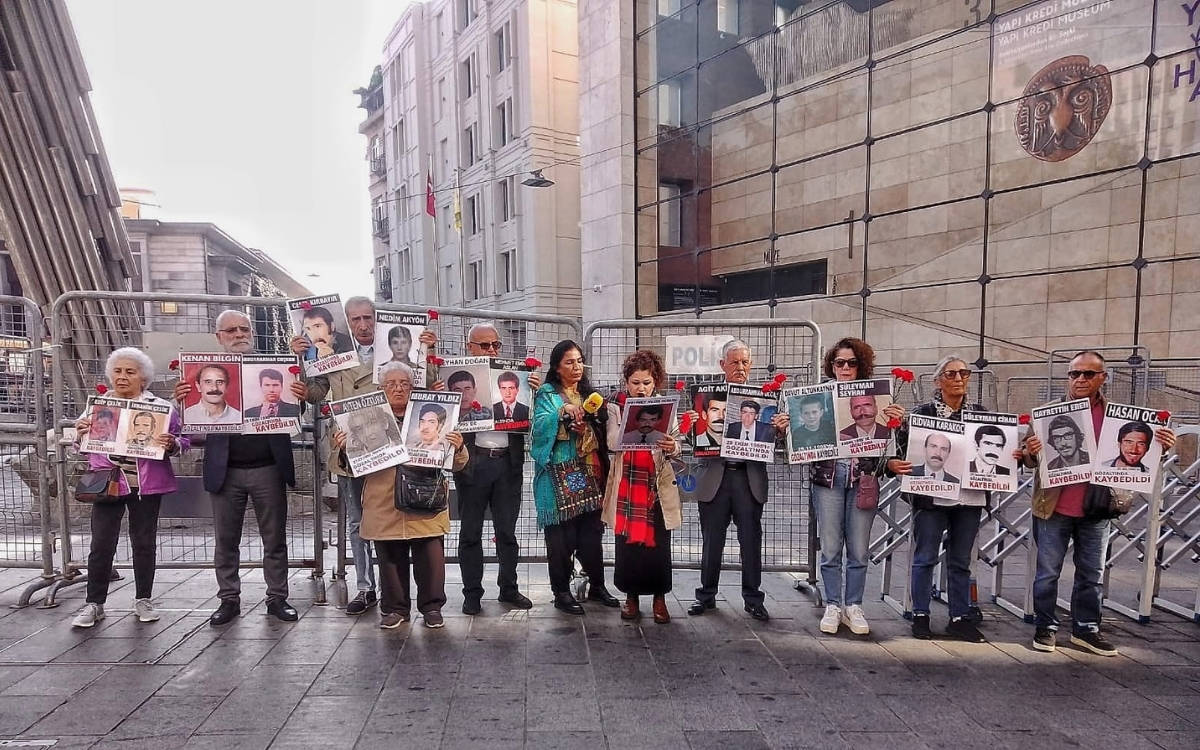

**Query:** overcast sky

left=66, top=0, right=414, bottom=300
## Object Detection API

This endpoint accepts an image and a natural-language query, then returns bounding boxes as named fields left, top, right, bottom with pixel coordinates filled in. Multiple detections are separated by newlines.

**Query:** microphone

left=583, top=392, right=604, bottom=415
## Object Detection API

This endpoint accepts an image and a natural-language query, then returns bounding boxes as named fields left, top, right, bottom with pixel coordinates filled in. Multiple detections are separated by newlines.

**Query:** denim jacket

left=81, top=392, right=189, bottom=496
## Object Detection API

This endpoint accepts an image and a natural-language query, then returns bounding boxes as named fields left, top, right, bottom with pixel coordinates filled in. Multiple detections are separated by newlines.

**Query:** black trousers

left=376, top=537, right=447, bottom=616
left=86, top=492, right=162, bottom=604
left=211, top=465, right=289, bottom=603
left=695, top=468, right=764, bottom=605
left=544, top=508, right=605, bottom=594
left=457, top=453, right=522, bottom=599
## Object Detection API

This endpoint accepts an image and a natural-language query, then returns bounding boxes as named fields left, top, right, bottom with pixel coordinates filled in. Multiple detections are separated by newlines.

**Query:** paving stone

left=0, top=695, right=66, bottom=734
left=686, top=729, right=773, bottom=750
left=181, top=733, right=275, bottom=750
left=523, top=730, right=609, bottom=749
left=1, top=663, right=111, bottom=696
left=109, top=695, right=224, bottom=739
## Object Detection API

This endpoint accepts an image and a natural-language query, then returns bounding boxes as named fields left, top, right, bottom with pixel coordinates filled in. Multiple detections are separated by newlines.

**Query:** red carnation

left=320, top=404, right=331, bottom=416
left=679, top=413, right=693, bottom=432
left=299, top=301, right=312, bottom=310
left=762, top=382, right=778, bottom=393
left=427, top=309, right=439, bottom=321
left=1018, top=414, right=1031, bottom=425
left=426, top=354, right=444, bottom=366
left=887, top=417, right=901, bottom=429
left=674, top=380, right=686, bottom=391
left=288, top=365, right=301, bottom=375
left=95, top=383, right=108, bottom=394
left=904, top=369, right=915, bottom=382
left=891, top=367, right=905, bottom=378
left=471, top=401, right=481, bottom=410
left=773, top=373, right=787, bottom=384
left=168, top=359, right=179, bottom=371
left=524, top=357, right=542, bottom=368
left=1157, top=410, right=1171, bottom=421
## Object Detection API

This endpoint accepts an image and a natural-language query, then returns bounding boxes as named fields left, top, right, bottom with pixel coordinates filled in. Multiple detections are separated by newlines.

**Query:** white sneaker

left=841, top=604, right=870, bottom=635
left=819, top=604, right=842, bottom=634
left=134, top=598, right=160, bottom=623
left=71, top=603, right=105, bottom=629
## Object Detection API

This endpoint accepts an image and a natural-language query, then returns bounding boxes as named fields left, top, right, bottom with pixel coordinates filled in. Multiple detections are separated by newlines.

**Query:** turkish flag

left=425, top=171, right=436, bottom=217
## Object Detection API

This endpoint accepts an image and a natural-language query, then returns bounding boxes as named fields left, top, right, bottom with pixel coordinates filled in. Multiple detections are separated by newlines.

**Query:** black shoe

left=911, top=613, right=931, bottom=640
left=553, top=592, right=585, bottom=615
left=744, top=602, right=770, bottom=621
left=687, top=600, right=715, bottom=616
left=209, top=599, right=240, bottom=627
left=267, top=599, right=299, bottom=622
left=1070, top=631, right=1118, bottom=656
left=498, top=590, right=533, bottom=609
left=946, top=618, right=986, bottom=643
left=586, top=585, right=620, bottom=608
left=1033, top=627, right=1057, bottom=653
left=346, top=590, right=376, bottom=616
left=462, top=596, right=482, bottom=615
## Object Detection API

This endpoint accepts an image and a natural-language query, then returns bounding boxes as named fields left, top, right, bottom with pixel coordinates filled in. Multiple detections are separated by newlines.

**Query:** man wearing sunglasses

left=450, top=322, right=539, bottom=615
left=1019, top=350, right=1175, bottom=657
left=295, top=297, right=438, bottom=617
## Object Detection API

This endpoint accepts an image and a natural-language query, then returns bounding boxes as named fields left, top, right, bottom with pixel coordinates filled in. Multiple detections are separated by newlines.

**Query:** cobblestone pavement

left=0, top=563, right=1197, bottom=749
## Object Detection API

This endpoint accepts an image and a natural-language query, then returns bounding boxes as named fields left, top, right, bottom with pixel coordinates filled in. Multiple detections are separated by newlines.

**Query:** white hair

left=932, top=353, right=968, bottom=393
left=722, top=339, right=751, bottom=359
left=214, top=309, right=251, bottom=330
left=378, top=361, right=415, bottom=383
left=344, top=296, right=375, bottom=312
left=467, top=321, right=499, bottom=340
left=105, top=347, right=155, bottom=383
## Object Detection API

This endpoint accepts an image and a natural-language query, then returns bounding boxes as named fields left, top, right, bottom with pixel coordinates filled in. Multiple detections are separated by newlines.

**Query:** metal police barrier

left=45, top=291, right=326, bottom=606
left=1145, top=436, right=1200, bottom=622
left=583, top=317, right=822, bottom=593
left=0, top=295, right=57, bottom=606
left=320, top=302, right=584, bottom=607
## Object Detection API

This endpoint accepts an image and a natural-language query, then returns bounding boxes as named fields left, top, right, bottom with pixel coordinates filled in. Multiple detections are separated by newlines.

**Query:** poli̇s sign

left=664, top=335, right=735, bottom=375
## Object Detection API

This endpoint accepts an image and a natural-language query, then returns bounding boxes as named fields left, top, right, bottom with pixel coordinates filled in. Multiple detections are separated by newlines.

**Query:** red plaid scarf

left=614, top=449, right=657, bottom=547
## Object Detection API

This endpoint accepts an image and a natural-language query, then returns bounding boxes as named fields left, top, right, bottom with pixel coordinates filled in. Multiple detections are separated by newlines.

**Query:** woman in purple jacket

left=71, top=347, right=187, bottom=628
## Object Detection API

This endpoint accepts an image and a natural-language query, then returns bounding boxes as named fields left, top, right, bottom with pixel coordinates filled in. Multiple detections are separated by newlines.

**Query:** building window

left=465, top=193, right=481, bottom=235
left=462, top=123, right=480, bottom=165
left=495, top=98, right=514, bottom=148
left=435, top=77, right=446, bottom=121
left=496, top=176, right=515, bottom=222
left=376, top=254, right=392, bottom=301
left=658, top=183, right=681, bottom=246
left=460, top=54, right=478, bottom=100
left=373, top=199, right=389, bottom=238
left=499, top=249, right=516, bottom=294
left=657, top=80, right=681, bottom=127
left=370, top=136, right=385, bottom=175
left=434, top=12, right=444, bottom=54
left=397, top=185, right=409, bottom=220
left=393, top=119, right=406, bottom=163
left=438, top=138, right=449, bottom=183
left=721, top=260, right=827, bottom=305
left=494, top=23, right=511, bottom=72
left=658, top=0, right=682, bottom=17
left=397, top=246, right=412, bottom=283
left=459, top=0, right=478, bottom=30
left=467, top=259, right=484, bottom=300
left=716, top=0, right=739, bottom=35
left=441, top=264, right=454, bottom=302
left=442, top=203, right=452, bottom=244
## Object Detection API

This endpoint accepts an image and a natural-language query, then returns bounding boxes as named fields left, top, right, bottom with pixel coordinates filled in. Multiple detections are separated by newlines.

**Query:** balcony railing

left=373, top=217, right=390, bottom=239
left=370, top=156, right=386, bottom=176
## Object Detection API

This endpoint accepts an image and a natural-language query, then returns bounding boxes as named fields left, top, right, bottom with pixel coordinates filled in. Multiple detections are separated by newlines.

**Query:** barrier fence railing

left=583, top=318, right=823, bottom=593
left=0, top=295, right=57, bottom=606
left=45, top=291, right=327, bottom=606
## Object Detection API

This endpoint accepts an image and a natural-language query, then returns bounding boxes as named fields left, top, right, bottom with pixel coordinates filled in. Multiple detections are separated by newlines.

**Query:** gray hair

left=467, top=321, right=498, bottom=340
left=105, top=347, right=155, bottom=384
left=344, top=296, right=375, bottom=313
left=378, top=361, right=415, bottom=383
left=933, top=354, right=968, bottom=391
left=721, top=339, right=751, bottom=359
left=214, top=309, right=251, bottom=330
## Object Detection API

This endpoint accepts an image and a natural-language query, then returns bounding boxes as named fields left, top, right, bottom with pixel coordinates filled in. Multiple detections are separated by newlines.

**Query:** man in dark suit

left=910, top=432, right=960, bottom=484
left=492, top=370, right=529, bottom=422
left=244, top=368, right=303, bottom=419
left=838, top=395, right=889, bottom=440
left=968, top=425, right=1010, bottom=475
left=724, top=400, right=776, bottom=442
left=452, top=323, right=538, bottom=615
left=686, top=340, right=788, bottom=622
left=178, top=310, right=305, bottom=626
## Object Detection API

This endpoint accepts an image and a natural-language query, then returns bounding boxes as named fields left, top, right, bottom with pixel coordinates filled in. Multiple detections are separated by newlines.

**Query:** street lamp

left=521, top=169, right=554, bottom=188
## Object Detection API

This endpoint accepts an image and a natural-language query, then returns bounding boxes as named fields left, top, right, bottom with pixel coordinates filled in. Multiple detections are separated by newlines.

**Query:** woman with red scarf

left=601, top=350, right=681, bottom=623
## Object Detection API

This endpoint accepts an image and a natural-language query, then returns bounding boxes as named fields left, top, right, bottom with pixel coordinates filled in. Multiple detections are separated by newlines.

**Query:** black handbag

left=75, top=468, right=124, bottom=503
left=1082, top=483, right=1133, bottom=520
left=393, top=467, right=450, bottom=513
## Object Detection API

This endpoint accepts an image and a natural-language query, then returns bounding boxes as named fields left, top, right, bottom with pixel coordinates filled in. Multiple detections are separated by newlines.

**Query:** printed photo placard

left=79, top=397, right=170, bottom=460
left=686, top=383, right=726, bottom=458
left=179, top=353, right=243, bottom=433
left=373, top=310, right=428, bottom=385
left=330, top=391, right=407, bottom=477
left=719, top=383, right=777, bottom=464
left=241, top=354, right=302, bottom=436
left=783, top=382, right=838, bottom=464
left=490, top=359, right=534, bottom=433
left=617, top=396, right=677, bottom=452
left=901, top=414, right=966, bottom=502
left=1092, top=403, right=1167, bottom=492
left=401, top=390, right=463, bottom=469
left=442, top=356, right=494, bottom=433
left=834, top=378, right=893, bottom=458
left=1033, top=398, right=1097, bottom=488
left=962, top=411, right=1020, bottom=493
left=288, top=294, right=359, bottom=377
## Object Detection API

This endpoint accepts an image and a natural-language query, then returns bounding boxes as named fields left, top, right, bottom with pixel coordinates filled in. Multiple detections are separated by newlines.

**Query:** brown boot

left=620, top=595, right=640, bottom=620
left=652, top=595, right=670, bottom=624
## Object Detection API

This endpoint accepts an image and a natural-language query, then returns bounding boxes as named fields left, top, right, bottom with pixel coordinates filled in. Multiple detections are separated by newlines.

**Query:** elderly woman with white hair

left=71, top=347, right=187, bottom=628
left=887, top=354, right=988, bottom=643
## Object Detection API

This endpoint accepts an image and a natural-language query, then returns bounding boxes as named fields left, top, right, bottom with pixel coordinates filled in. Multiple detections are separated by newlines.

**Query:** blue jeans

left=1033, top=513, right=1106, bottom=634
left=910, top=505, right=982, bottom=619
left=812, top=462, right=874, bottom=606
left=340, top=475, right=375, bottom=593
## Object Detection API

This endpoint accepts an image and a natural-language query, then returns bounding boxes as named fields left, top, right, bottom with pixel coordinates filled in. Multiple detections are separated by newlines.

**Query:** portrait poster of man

left=686, top=383, right=726, bottom=458
left=118, top=400, right=171, bottom=460
left=401, top=389, right=463, bottom=469
left=834, top=378, right=893, bottom=458
left=1092, top=403, right=1167, bottom=492
left=782, top=381, right=837, bottom=464
left=329, top=391, right=407, bottom=477
left=617, top=396, right=677, bottom=452
left=79, top=397, right=123, bottom=455
left=373, top=310, right=428, bottom=385
left=241, top=354, right=303, bottom=436
left=1032, top=398, right=1097, bottom=488
left=442, top=356, right=494, bottom=433
left=900, top=414, right=966, bottom=502
left=719, top=383, right=777, bottom=464
left=962, top=411, right=1020, bottom=493
left=179, top=353, right=243, bottom=433
left=288, top=294, right=359, bottom=377
left=490, top=358, right=534, bottom=432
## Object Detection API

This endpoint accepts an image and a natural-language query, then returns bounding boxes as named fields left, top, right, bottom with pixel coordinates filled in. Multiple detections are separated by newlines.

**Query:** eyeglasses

left=470, top=340, right=502, bottom=351
left=1067, top=369, right=1105, bottom=380
left=383, top=381, right=413, bottom=392
left=832, top=358, right=858, bottom=369
left=218, top=325, right=252, bottom=335
left=940, top=369, right=972, bottom=380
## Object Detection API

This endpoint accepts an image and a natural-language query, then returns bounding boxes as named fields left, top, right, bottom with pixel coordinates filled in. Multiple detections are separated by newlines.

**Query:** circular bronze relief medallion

left=1014, top=55, right=1112, bottom=163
